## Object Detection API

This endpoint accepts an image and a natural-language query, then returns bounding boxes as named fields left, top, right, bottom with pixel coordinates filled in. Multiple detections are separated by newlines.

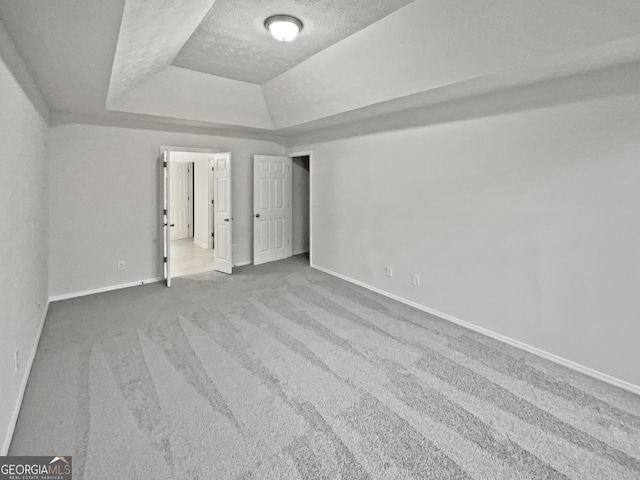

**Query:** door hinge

left=163, top=257, right=167, bottom=263
left=164, top=161, right=167, bottom=168
left=163, top=209, right=167, bottom=215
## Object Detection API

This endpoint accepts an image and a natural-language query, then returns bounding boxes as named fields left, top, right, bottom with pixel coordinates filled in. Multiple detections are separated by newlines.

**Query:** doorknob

left=224, top=218, right=230, bottom=222
left=255, top=214, right=260, bottom=218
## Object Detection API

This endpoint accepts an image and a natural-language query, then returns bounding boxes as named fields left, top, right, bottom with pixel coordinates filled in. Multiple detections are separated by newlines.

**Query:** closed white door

left=253, top=155, right=292, bottom=266
left=213, top=153, right=233, bottom=274
left=170, top=162, right=190, bottom=240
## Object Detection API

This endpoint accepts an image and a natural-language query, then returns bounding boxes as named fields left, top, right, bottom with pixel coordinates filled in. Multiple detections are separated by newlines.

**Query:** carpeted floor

left=10, top=255, right=640, bottom=479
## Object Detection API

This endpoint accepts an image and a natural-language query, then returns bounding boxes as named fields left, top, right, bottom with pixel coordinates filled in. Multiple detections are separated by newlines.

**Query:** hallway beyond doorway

left=171, top=238, right=215, bottom=277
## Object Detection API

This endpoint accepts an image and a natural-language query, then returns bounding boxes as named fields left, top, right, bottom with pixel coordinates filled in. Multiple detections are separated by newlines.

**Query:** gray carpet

left=10, top=255, right=640, bottom=479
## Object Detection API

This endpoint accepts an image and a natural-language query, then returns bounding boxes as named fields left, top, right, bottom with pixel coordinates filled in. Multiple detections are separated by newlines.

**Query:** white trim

left=49, top=277, right=163, bottom=302
left=293, top=249, right=310, bottom=256
left=286, top=150, right=313, bottom=157
left=160, top=146, right=221, bottom=154
left=310, top=263, right=640, bottom=396
left=194, top=239, right=208, bottom=249
left=208, top=157, right=215, bottom=250
left=166, top=152, right=172, bottom=287
left=2, top=300, right=50, bottom=455
left=188, top=162, right=194, bottom=239
left=234, top=260, right=252, bottom=267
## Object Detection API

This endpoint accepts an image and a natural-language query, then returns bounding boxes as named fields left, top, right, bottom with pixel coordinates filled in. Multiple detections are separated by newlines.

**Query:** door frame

left=285, top=150, right=313, bottom=266
left=159, top=146, right=220, bottom=285
left=208, top=157, right=215, bottom=250
left=162, top=151, right=172, bottom=287
left=160, top=146, right=221, bottom=154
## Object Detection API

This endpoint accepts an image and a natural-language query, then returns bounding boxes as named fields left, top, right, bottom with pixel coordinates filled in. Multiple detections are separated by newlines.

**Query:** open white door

left=253, top=155, right=292, bottom=266
left=208, top=157, right=215, bottom=250
left=162, top=151, right=173, bottom=287
left=213, top=153, right=233, bottom=274
left=169, top=162, right=191, bottom=240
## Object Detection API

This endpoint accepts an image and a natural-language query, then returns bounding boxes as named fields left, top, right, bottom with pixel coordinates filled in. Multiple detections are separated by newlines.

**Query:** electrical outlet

left=412, top=274, right=421, bottom=287
left=386, top=266, right=393, bottom=278
left=117, top=260, right=126, bottom=270
left=14, top=350, right=19, bottom=372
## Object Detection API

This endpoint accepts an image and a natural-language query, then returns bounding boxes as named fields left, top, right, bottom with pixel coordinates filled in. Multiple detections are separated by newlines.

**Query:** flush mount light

left=265, top=15, right=303, bottom=42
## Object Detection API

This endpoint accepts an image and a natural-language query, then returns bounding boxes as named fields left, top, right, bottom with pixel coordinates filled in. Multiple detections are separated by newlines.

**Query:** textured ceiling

left=172, top=0, right=414, bottom=84
left=3, top=0, right=640, bottom=139
left=107, top=0, right=216, bottom=105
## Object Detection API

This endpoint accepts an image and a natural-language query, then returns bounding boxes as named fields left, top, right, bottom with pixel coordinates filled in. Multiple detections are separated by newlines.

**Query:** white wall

left=193, top=155, right=210, bottom=249
left=292, top=156, right=310, bottom=255
left=299, top=94, right=640, bottom=387
left=111, top=66, right=274, bottom=130
left=48, top=124, right=284, bottom=297
left=0, top=49, right=49, bottom=451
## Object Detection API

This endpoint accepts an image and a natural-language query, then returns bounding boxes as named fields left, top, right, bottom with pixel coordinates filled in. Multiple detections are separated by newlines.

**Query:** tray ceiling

left=2, top=0, right=640, bottom=140
left=172, top=0, right=414, bottom=84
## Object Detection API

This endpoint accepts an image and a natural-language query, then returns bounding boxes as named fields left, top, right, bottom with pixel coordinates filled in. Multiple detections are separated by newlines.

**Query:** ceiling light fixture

left=265, top=15, right=303, bottom=42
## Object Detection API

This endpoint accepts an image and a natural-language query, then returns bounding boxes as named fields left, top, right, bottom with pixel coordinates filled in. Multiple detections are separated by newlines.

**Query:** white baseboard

left=293, top=249, right=310, bottom=256
left=311, top=263, right=640, bottom=396
left=49, top=277, right=163, bottom=302
left=194, top=239, right=208, bottom=249
left=2, top=300, right=50, bottom=455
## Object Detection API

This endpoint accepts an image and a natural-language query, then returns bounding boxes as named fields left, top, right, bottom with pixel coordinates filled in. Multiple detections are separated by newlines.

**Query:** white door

left=162, top=152, right=172, bottom=287
left=213, top=153, right=233, bottom=274
left=253, top=155, right=292, bottom=266
left=170, top=162, right=190, bottom=240
left=208, top=158, right=215, bottom=250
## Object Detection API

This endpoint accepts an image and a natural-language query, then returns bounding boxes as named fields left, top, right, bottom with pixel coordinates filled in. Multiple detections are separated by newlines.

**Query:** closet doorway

left=251, top=151, right=311, bottom=266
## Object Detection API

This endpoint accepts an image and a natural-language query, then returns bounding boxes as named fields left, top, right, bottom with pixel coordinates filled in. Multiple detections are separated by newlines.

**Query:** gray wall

left=47, top=123, right=284, bottom=297
left=298, top=94, right=640, bottom=387
left=0, top=45, right=49, bottom=451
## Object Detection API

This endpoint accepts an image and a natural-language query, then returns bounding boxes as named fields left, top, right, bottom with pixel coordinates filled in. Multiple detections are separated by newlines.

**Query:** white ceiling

left=172, top=0, right=413, bottom=84
left=107, top=0, right=217, bottom=105
left=1, top=0, right=640, bottom=140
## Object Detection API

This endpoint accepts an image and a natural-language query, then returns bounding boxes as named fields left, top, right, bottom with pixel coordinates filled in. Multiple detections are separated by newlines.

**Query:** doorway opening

left=160, top=147, right=234, bottom=286
left=252, top=152, right=311, bottom=267
left=292, top=155, right=310, bottom=264
left=168, top=152, right=216, bottom=277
